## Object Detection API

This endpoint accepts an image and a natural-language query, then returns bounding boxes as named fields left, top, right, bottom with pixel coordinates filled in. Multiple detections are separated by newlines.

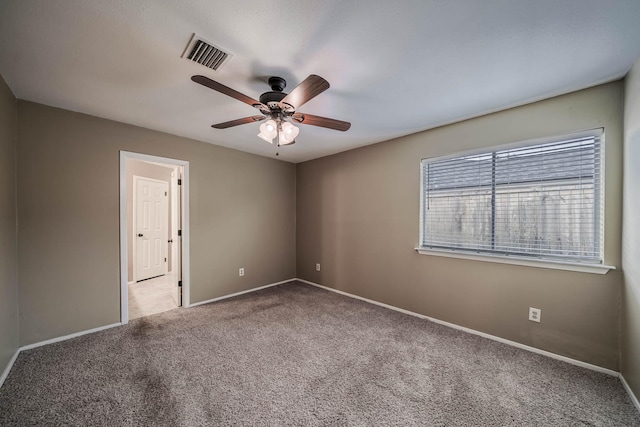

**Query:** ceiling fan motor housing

left=259, top=76, right=288, bottom=105
left=259, top=91, right=287, bottom=105
left=268, top=76, right=286, bottom=92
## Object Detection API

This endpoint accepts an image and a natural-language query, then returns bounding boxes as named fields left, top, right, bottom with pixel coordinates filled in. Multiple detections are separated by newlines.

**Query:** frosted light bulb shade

left=279, top=122, right=299, bottom=145
left=257, top=119, right=278, bottom=144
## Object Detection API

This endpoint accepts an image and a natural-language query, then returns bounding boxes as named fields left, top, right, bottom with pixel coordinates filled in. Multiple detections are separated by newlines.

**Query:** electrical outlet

left=239, top=268, right=245, bottom=277
left=316, top=263, right=321, bottom=271
left=529, top=307, right=541, bottom=323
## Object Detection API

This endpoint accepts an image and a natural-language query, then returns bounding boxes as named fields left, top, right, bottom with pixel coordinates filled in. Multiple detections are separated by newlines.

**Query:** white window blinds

left=420, top=131, right=603, bottom=263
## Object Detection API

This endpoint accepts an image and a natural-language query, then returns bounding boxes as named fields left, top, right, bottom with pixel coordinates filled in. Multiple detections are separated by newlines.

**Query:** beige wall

left=126, top=159, right=174, bottom=282
left=17, top=101, right=296, bottom=346
left=0, top=75, right=18, bottom=376
left=297, top=82, right=624, bottom=369
left=622, top=58, right=640, bottom=401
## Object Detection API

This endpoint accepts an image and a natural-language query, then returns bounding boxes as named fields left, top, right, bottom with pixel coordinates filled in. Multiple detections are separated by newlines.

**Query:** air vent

left=182, top=34, right=231, bottom=71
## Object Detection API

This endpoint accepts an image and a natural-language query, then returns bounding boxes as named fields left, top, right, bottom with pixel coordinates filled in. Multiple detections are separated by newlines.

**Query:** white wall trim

left=0, top=322, right=121, bottom=390
left=415, top=248, right=615, bottom=275
left=295, top=278, right=619, bottom=377
left=189, top=279, right=294, bottom=307
left=0, top=348, right=20, bottom=389
left=19, top=323, right=122, bottom=351
left=120, top=151, right=191, bottom=325
left=621, top=374, right=640, bottom=413
left=1, top=277, right=293, bottom=389
left=2, top=278, right=638, bottom=413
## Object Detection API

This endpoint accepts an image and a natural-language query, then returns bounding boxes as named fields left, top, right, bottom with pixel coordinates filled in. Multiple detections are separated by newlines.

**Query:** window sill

left=414, top=247, right=615, bottom=275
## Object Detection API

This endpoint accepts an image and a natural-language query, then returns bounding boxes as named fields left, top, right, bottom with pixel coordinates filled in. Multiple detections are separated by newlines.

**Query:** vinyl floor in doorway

left=128, top=275, right=178, bottom=320
left=1, top=281, right=638, bottom=426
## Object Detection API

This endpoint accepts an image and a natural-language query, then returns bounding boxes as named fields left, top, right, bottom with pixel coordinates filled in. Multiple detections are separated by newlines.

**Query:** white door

left=168, top=171, right=182, bottom=306
left=135, top=176, right=168, bottom=281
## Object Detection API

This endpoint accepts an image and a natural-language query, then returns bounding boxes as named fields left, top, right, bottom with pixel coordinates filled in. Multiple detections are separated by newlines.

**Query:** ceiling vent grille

left=182, top=34, right=231, bottom=71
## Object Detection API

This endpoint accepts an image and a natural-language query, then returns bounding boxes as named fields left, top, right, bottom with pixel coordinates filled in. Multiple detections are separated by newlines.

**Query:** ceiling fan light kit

left=257, top=119, right=299, bottom=146
left=191, top=73, right=350, bottom=150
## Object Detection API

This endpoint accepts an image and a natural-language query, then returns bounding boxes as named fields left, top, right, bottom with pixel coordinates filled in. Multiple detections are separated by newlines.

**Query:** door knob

left=138, top=233, right=144, bottom=237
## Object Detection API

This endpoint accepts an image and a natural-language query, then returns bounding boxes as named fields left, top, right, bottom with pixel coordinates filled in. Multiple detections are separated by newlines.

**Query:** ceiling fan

left=191, top=74, right=351, bottom=146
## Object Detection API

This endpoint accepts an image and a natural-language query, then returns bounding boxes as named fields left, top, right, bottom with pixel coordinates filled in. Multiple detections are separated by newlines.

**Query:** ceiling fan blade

left=280, top=75, right=330, bottom=109
left=291, top=113, right=351, bottom=131
left=192, top=75, right=268, bottom=110
left=212, top=116, right=266, bottom=129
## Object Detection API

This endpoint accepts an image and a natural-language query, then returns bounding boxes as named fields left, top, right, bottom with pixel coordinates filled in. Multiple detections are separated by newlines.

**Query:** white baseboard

left=0, top=348, right=20, bottom=389
left=2, top=279, right=293, bottom=389
left=621, top=374, right=640, bottom=413
left=3, top=277, right=638, bottom=415
left=295, top=278, right=619, bottom=377
left=189, top=279, right=294, bottom=308
left=0, top=322, right=121, bottom=390
left=19, top=323, right=122, bottom=352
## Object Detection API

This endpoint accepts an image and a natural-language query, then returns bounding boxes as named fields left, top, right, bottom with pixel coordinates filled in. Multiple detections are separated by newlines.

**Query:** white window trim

left=414, top=247, right=614, bottom=274
left=417, top=128, right=609, bottom=274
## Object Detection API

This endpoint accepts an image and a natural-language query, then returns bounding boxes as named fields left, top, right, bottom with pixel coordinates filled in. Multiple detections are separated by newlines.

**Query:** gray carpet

left=1, top=281, right=638, bottom=426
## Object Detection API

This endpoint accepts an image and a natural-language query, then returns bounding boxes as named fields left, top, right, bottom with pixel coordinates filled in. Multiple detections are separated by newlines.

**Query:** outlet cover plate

left=239, top=268, right=245, bottom=277
left=316, top=263, right=321, bottom=271
left=529, top=307, right=541, bottom=323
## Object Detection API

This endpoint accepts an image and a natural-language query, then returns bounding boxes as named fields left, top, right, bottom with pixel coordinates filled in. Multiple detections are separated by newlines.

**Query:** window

left=419, top=130, right=604, bottom=265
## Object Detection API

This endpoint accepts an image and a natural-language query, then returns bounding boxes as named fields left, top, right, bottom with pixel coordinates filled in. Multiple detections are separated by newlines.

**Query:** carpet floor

left=1, top=281, right=638, bottom=426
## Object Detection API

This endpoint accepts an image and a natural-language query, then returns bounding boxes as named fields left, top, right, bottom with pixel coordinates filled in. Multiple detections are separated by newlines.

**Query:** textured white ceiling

left=1, top=0, right=640, bottom=163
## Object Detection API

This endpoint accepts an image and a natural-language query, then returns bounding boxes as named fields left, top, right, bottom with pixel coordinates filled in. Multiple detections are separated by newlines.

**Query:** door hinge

left=178, top=230, right=182, bottom=236
left=164, top=257, right=167, bottom=262
left=165, top=191, right=167, bottom=196
left=178, top=179, right=182, bottom=185
left=178, top=280, right=182, bottom=287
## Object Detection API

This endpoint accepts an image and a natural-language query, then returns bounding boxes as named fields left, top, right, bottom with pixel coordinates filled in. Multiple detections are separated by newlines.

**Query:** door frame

left=132, top=175, right=169, bottom=282
left=120, top=151, right=191, bottom=324
left=169, top=169, right=181, bottom=306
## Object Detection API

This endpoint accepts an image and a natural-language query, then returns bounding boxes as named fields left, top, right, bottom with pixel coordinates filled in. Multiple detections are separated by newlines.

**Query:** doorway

left=119, top=151, right=190, bottom=324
